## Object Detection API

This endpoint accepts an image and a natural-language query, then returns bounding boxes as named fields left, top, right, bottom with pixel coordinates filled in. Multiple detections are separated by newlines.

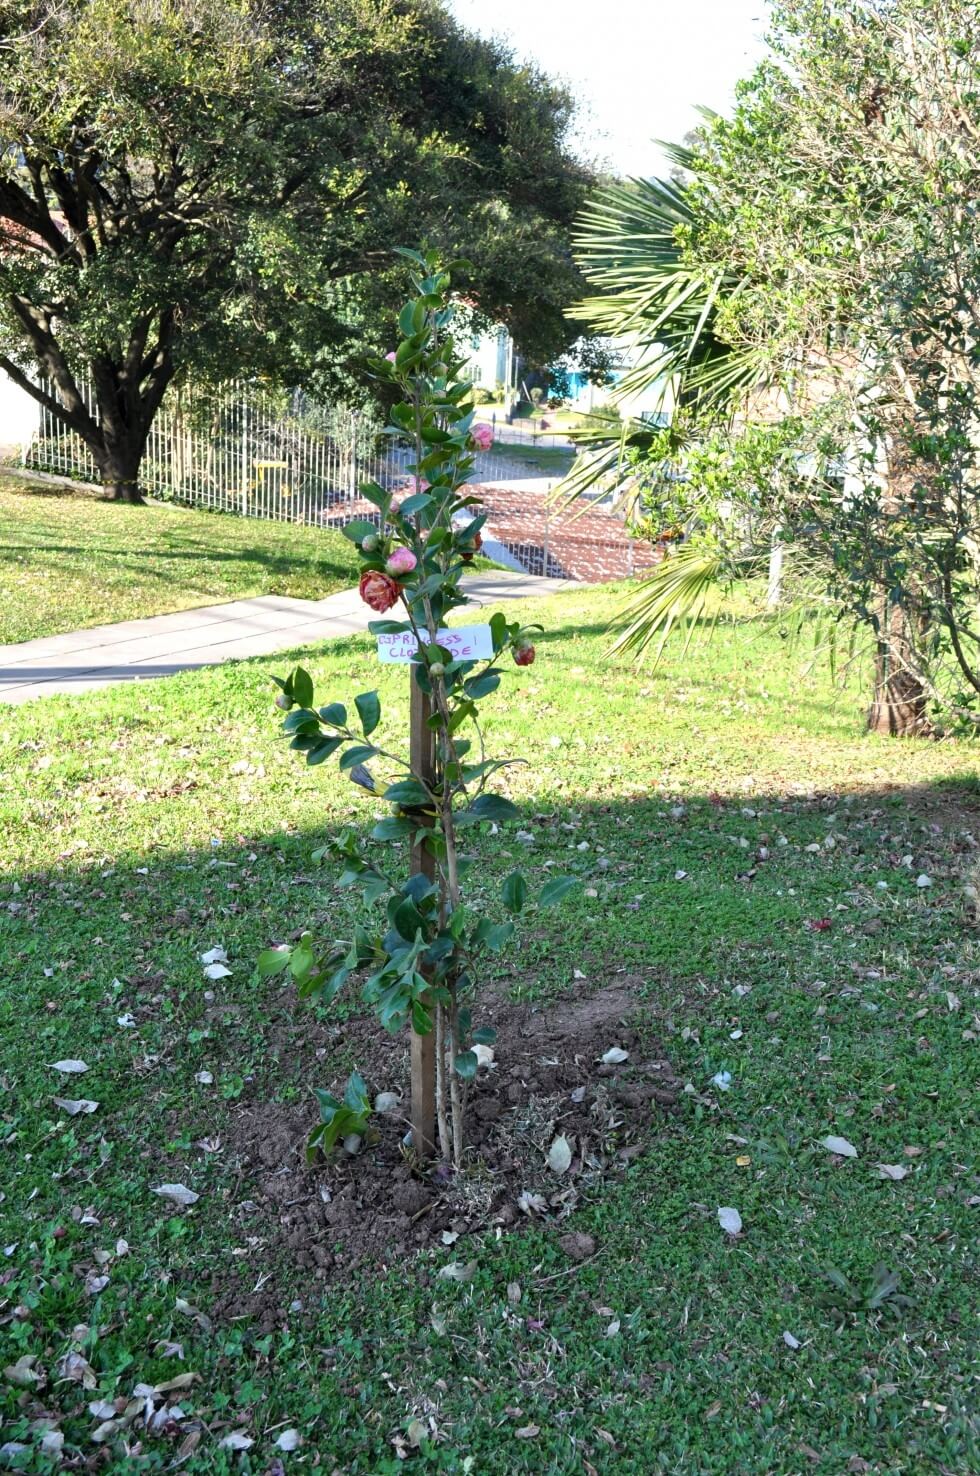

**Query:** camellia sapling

left=256, top=250, right=576, bottom=1167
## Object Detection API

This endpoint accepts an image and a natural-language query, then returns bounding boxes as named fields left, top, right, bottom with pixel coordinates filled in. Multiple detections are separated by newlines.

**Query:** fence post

left=542, top=490, right=550, bottom=577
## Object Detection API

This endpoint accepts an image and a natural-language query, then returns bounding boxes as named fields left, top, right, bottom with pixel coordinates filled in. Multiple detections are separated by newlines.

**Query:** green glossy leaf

left=339, top=743, right=379, bottom=770
left=291, top=667, right=314, bottom=709
left=454, top=1050, right=479, bottom=1080
left=355, top=691, right=381, bottom=737
left=318, top=702, right=348, bottom=726
left=256, top=946, right=291, bottom=978
left=468, top=793, right=519, bottom=822
left=383, top=779, right=432, bottom=807
left=341, top=519, right=379, bottom=544
left=501, top=871, right=528, bottom=913
left=539, top=876, right=579, bottom=908
left=307, top=736, right=343, bottom=766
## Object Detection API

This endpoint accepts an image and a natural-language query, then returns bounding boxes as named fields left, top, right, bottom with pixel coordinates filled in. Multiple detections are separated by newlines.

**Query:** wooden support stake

left=409, top=674, right=437, bottom=1157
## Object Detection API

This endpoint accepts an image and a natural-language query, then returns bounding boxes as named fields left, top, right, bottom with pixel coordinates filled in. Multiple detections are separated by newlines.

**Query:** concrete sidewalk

left=0, top=571, right=574, bottom=705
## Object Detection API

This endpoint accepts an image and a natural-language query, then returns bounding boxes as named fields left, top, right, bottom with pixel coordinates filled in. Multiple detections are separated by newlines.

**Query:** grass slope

left=0, top=479, right=360, bottom=645
left=0, top=586, right=977, bottom=1474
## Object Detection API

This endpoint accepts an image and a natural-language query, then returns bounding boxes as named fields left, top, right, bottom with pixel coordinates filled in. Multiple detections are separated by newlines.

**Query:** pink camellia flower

left=385, top=546, right=417, bottom=577
left=471, top=422, right=493, bottom=452
left=385, top=351, right=397, bottom=363
left=513, top=637, right=536, bottom=667
left=359, top=569, right=401, bottom=612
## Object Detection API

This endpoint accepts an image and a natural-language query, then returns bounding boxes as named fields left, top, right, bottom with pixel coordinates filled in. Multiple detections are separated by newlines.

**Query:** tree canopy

left=0, top=0, right=591, bottom=497
left=568, top=0, right=980, bottom=734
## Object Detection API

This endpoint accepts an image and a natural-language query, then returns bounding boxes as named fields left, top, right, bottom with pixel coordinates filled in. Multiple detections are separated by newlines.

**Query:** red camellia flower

left=513, top=638, right=535, bottom=667
left=359, top=569, right=401, bottom=612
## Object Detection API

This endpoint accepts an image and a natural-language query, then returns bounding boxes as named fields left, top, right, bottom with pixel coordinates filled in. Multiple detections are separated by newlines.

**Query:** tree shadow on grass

left=0, top=777, right=976, bottom=1471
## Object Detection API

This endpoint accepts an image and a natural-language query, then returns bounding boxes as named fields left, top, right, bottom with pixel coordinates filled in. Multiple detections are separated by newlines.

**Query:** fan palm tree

left=561, top=141, right=771, bottom=659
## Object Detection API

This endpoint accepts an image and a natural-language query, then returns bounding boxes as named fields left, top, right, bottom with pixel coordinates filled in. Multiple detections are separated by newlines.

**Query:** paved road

left=0, top=571, right=574, bottom=706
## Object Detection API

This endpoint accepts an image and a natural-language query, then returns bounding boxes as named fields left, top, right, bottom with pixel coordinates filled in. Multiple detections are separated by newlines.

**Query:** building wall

left=0, top=372, right=38, bottom=457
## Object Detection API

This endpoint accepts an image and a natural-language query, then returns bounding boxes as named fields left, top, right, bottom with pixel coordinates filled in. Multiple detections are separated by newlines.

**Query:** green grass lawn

left=485, top=440, right=575, bottom=476
left=1, top=586, right=978, bottom=1473
left=0, top=479, right=361, bottom=645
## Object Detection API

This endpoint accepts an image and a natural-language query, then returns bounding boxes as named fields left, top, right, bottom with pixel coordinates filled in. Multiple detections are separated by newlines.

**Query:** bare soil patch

left=208, top=977, right=680, bottom=1324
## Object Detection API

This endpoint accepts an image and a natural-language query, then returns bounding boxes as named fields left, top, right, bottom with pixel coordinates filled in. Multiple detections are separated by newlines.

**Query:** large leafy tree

left=569, top=0, right=980, bottom=735
left=0, top=0, right=590, bottom=500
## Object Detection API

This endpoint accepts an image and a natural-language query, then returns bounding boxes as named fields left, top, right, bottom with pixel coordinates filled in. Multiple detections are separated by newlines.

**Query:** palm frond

left=571, top=173, right=762, bottom=414
left=607, top=543, right=733, bottom=663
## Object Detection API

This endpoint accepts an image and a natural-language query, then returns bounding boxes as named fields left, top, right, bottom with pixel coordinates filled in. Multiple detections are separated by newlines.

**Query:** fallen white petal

left=203, top=962, right=232, bottom=980
left=49, top=1059, right=88, bottom=1074
left=199, top=947, right=228, bottom=965
left=53, top=1097, right=99, bottom=1116
left=717, top=1206, right=743, bottom=1235
left=783, top=1330, right=801, bottom=1350
left=218, top=1433, right=253, bottom=1451
left=819, top=1135, right=858, bottom=1158
left=876, top=1162, right=909, bottom=1181
left=275, top=1429, right=301, bottom=1452
left=547, top=1134, right=573, bottom=1175
left=152, top=1183, right=200, bottom=1206
left=601, top=1047, right=629, bottom=1065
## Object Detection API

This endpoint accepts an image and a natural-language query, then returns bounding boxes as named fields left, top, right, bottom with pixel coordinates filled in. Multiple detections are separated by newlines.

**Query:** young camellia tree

left=258, top=252, right=575, bottom=1166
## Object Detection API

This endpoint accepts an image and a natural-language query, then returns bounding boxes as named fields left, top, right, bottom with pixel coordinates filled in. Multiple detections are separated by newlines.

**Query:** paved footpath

left=0, top=571, right=574, bottom=706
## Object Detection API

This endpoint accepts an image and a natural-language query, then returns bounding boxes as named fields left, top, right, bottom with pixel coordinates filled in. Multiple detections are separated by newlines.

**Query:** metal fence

left=23, top=381, right=418, bottom=526
left=21, top=380, right=573, bottom=521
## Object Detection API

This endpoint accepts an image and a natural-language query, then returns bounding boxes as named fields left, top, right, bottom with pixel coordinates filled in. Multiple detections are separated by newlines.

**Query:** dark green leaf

left=454, top=1050, right=478, bottom=1080
left=291, top=667, right=314, bottom=709
left=340, top=743, right=379, bottom=770
left=469, top=793, right=519, bottom=822
left=318, top=702, right=348, bottom=726
left=355, top=691, right=381, bottom=737
left=501, top=871, right=528, bottom=913
left=307, top=736, right=343, bottom=766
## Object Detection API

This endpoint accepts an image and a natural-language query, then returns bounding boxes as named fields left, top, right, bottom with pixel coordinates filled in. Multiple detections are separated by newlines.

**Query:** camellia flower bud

left=460, top=529, right=483, bottom=563
left=361, top=532, right=380, bottom=554
left=428, top=661, right=446, bottom=678
left=274, top=692, right=293, bottom=711
left=359, top=569, right=401, bottom=612
left=386, top=546, right=418, bottom=577
left=513, top=637, right=536, bottom=667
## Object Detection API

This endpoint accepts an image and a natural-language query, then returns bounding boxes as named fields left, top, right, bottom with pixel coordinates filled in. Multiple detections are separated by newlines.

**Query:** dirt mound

left=208, top=978, right=680, bottom=1324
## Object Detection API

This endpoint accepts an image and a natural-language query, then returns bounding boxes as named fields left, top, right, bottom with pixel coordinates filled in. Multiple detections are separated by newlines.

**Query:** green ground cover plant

left=0, top=584, right=977, bottom=1473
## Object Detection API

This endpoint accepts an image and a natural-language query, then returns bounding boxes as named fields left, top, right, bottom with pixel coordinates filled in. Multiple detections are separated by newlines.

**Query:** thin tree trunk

left=867, top=595, right=928, bottom=736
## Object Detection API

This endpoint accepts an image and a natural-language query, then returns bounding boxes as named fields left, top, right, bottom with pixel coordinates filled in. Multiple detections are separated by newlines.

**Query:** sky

left=446, top=0, right=771, bottom=178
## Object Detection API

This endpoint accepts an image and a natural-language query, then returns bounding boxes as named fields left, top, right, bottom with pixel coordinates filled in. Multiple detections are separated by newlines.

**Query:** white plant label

left=377, top=624, right=493, bottom=664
